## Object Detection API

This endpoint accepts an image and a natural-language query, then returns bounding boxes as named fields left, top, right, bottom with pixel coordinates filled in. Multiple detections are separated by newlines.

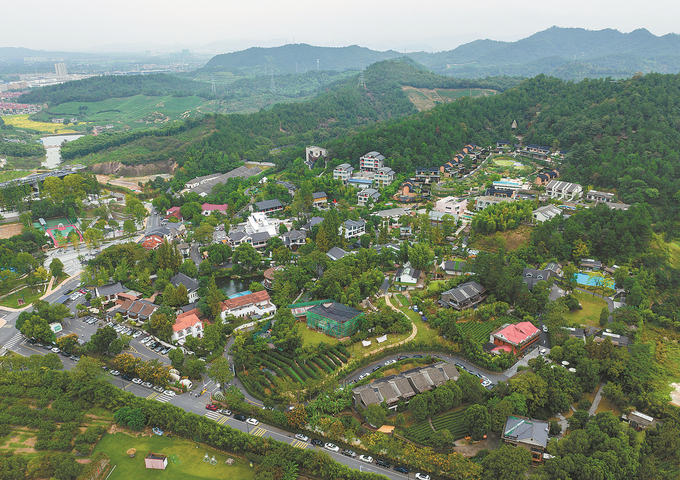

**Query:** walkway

left=589, top=382, right=606, bottom=415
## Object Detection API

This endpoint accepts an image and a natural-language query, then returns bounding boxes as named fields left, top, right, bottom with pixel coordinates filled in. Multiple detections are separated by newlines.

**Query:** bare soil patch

left=670, top=382, right=680, bottom=407
left=453, top=432, right=500, bottom=457
left=0, top=222, right=23, bottom=240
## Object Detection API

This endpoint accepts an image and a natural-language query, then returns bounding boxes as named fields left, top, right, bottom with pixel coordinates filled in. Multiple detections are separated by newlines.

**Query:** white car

left=110, top=370, right=120, bottom=376
left=324, top=443, right=339, bottom=452
left=384, top=359, right=396, bottom=366
left=163, top=390, right=176, bottom=397
left=542, top=325, right=548, bottom=333
left=415, top=474, right=431, bottom=480
left=132, top=378, right=142, bottom=384
left=359, top=373, right=370, bottom=380
left=359, top=455, right=373, bottom=463
left=51, top=347, right=60, bottom=354
left=246, top=418, right=259, bottom=426
left=295, top=433, right=309, bottom=442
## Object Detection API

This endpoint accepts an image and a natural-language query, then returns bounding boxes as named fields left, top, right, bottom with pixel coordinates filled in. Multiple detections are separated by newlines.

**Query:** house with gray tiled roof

left=502, top=416, right=550, bottom=464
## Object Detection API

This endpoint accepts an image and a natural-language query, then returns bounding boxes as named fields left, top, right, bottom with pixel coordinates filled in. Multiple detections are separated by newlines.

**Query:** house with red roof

left=202, top=203, right=228, bottom=216
left=489, top=321, right=540, bottom=356
left=165, top=207, right=183, bottom=221
left=220, top=290, right=277, bottom=320
left=141, top=234, right=164, bottom=251
left=171, top=309, right=204, bottom=345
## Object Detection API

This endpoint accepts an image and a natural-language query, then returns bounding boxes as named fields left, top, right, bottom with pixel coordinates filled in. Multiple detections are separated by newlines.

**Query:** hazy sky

left=3, top=0, right=679, bottom=53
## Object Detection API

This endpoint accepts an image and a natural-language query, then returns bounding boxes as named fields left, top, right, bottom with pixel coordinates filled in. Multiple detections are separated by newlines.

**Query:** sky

left=2, top=0, right=679, bottom=53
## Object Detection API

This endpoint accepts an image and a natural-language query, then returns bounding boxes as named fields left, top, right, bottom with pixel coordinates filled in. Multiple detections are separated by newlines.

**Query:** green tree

left=123, top=219, right=136, bottom=234
left=207, top=356, right=234, bottom=390
left=185, top=358, right=206, bottom=379
left=364, top=404, right=387, bottom=428
left=179, top=259, right=199, bottom=278
left=88, top=325, right=117, bottom=353
left=205, top=276, right=225, bottom=319
left=481, top=444, right=531, bottom=480
left=599, top=306, right=610, bottom=327
left=168, top=347, right=185, bottom=369
left=49, top=258, right=64, bottom=279
left=464, top=404, right=491, bottom=440
left=233, top=242, right=261, bottom=272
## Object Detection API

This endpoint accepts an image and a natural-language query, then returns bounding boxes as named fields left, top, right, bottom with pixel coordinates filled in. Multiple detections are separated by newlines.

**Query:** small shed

left=144, top=452, right=168, bottom=470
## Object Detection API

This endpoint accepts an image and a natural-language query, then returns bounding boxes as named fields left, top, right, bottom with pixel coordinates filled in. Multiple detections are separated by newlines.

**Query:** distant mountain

left=201, top=44, right=404, bottom=75
left=201, top=27, right=680, bottom=81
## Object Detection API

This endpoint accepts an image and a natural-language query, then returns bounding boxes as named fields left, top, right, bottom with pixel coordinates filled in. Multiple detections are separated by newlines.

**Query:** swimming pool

left=575, top=273, right=599, bottom=286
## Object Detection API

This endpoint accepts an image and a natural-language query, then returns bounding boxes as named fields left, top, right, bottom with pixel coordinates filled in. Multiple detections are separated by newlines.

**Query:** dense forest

left=18, top=74, right=214, bottom=106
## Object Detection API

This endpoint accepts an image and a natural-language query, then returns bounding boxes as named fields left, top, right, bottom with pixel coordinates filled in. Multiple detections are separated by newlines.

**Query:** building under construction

left=305, top=301, right=364, bottom=339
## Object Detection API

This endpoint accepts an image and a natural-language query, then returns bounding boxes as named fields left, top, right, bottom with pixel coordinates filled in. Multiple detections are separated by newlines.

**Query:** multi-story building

left=171, top=310, right=204, bottom=345
left=586, top=190, right=615, bottom=203
left=373, top=166, right=395, bottom=187
left=221, top=290, right=277, bottom=320
left=333, top=164, right=354, bottom=182
left=312, top=191, right=328, bottom=207
left=545, top=180, right=583, bottom=201
left=357, top=188, right=380, bottom=206
left=435, top=196, right=467, bottom=216
left=359, top=151, right=385, bottom=172
left=489, top=321, right=540, bottom=355
left=440, top=281, right=487, bottom=310
left=341, top=219, right=366, bottom=240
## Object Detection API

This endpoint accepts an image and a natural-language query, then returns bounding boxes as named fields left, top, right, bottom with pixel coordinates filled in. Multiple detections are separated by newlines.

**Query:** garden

left=404, top=407, right=470, bottom=446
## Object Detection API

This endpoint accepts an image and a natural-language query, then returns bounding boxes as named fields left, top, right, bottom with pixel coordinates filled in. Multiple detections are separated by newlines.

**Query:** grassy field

left=403, top=87, right=497, bottom=111
left=399, top=305, right=443, bottom=345
left=563, top=290, right=608, bottom=327
left=0, top=170, right=32, bottom=182
left=93, top=432, right=254, bottom=480
left=396, top=294, right=410, bottom=307
left=2, top=114, right=78, bottom=134
left=297, top=322, right=339, bottom=347
left=0, top=285, right=45, bottom=308
left=470, top=225, right=533, bottom=252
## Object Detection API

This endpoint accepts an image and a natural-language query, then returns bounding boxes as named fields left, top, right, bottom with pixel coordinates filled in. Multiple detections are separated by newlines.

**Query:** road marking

left=2, top=333, right=24, bottom=353
left=128, top=346, right=138, bottom=353
left=146, top=392, right=160, bottom=400
left=251, top=427, right=266, bottom=437
left=291, top=440, right=308, bottom=449
left=217, top=416, right=229, bottom=425
left=204, top=411, right=221, bottom=421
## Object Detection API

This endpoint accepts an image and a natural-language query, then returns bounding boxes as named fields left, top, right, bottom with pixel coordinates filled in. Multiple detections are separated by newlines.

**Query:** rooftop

left=308, top=302, right=363, bottom=323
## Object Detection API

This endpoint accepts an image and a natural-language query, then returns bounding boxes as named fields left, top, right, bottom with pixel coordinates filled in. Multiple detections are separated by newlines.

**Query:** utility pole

left=317, top=59, right=319, bottom=71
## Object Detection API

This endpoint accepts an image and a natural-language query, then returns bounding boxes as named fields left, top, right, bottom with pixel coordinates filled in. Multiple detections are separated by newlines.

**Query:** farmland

left=2, top=114, right=78, bottom=134
left=457, top=317, right=507, bottom=344
left=403, top=407, right=469, bottom=445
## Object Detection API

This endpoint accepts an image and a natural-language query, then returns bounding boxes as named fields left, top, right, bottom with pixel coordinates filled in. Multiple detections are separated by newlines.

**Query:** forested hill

left=201, top=43, right=403, bottom=76
left=327, top=73, right=680, bottom=230
left=18, top=74, right=214, bottom=106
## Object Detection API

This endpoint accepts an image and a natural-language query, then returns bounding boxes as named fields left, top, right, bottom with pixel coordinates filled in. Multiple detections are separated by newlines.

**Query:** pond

left=40, top=134, right=83, bottom=168
left=215, top=275, right=264, bottom=297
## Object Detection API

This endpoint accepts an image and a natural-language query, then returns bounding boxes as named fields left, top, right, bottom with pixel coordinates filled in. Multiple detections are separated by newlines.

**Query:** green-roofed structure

left=306, top=301, right=364, bottom=339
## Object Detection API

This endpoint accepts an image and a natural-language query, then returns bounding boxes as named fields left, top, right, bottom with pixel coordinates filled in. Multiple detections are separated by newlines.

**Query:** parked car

left=246, top=418, right=259, bottom=426
left=161, top=347, right=171, bottom=355
left=455, top=363, right=466, bottom=371
left=324, top=443, right=339, bottom=453
left=218, top=409, right=232, bottom=416
left=205, top=404, right=218, bottom=411
left=163, top=390, right=176, bottom=397
left=233, top=414, right=247, bottom=421
left=153, top=385, right=164, bottom=392
left=372, top=365, right=382, bottom=372
left=154, top=345, right=164, bottom=353
left=132, top=378, right=142, bottom=384
left=133, top=331, right=143, bottom=338
left=539, top=348, right=547, bottom=355
left=542, top=324, right=548, bottom=332
left=42, top=344, right=52, bottom=350
left=359, top=373, right=370, bottom=380
left=60, top=351, right=70, bottom=357
left=121, top=374, right=132, bottom=381
left=342, top=449, right=356, bottom=458
left=359, top=455, right=373, bottom=463
left=27, top=338, right=37, bottom=344
left=415, top=474, right=431, bottom=480
left=70, top=356, right=79, bottom=362
left=295, top=433, right=309, bottom=442
left=376, top=458, right=391, bottom=468
left=394, top=466, right=410, bottom=474
left=412, top=354, right=423, bottom=358
left=110, top=370, right=120, bottom=376
left=141, top=382, right=153, bottom=388
left=51, top=347, right=60, bottom=354
left=311, top=439, right=324, bottom=447
left=396, top=355, right=408, bottom=361
left=384, top=359, right=396, bottom=366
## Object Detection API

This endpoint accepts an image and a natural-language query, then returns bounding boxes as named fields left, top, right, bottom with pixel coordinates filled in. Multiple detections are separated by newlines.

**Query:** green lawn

left=93, top=432, right=254, bottom=480
left=396, top=294, right=410, bottom=307
left=0, top=170, right=31, bottom=183
left=563, top=290, right=609, bottom=327
left=0, top=285, right=45, bottom=308
left=400, top=306, right=441, bottom=345
left=296, top=322, right=339, bottom=347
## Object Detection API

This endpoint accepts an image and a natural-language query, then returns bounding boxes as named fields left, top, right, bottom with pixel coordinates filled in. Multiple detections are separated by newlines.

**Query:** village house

left=586, top=190, right=615, bottom=203
left=170, top=272, right=200, bottom=303
left=359, top=151, right=385, bottom=172
left=440, top=260, right=467, bottom=276
left=439, top=281, right=487, bottom=310
left=502, top=416, right=550, bottom=464
left=95, top=282, right=126, bottom=302
left=532, top=204, right=562, bottom=223
left=373, top=166, right=395, bottom=187
left=435, top=196, right=467, bottom=216
left=522, top=267, right=553, bottom=290
left=252, top=199, right=284, bottom=215
left=305, top=146, right=327, bottom=169
left=357, top=188, right=380, bottom=206
left=395, top=265, right=422, bottom=284
left=220, top=290, right=277, bottom=320
left=326, top=246, right=350, bottom=261
left=489, top=321, right=540, bottom=356
left=332, top=163, right=354, bottom=183
left=312, top=191, right=328, bottom=207
left=341, top=219, right=366, bottom=240
left=306, top=301, right=364, bottom=339
left=281, top=229, right=307, bottom=250
left=171, top=310, right=204, bottom=345
left=545, top=180, right=583, bottom=201
left=201, top=203, right=228, bottom=216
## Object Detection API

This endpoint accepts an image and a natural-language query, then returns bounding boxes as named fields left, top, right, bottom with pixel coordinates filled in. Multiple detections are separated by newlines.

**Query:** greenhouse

left=306, top=301, right=364, bottom=339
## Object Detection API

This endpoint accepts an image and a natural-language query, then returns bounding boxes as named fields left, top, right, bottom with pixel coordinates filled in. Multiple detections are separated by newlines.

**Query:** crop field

left=404, top=407, right=469, bottom=445
left=48, top=95, right=218, bottom=129
left=458, top=318, right=506, bottom=344
left=2, top=114, right=78, bottom=134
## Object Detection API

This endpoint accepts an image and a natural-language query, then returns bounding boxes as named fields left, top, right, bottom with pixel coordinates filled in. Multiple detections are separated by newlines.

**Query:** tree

left=108, top=338, right=125, bottom=355
left=194, top=224, right=214, bottom=245
left=207, top=357, right=233, bottom=390
left=233, top=242, right=261, bottom=272
left=481, top=444, right=531, bottom=480
left=185, top=358, right=206, bottom=379
left=364, top=404, right=387, bottom=428
left=179, top=259, right=198, bottom=278
left=149, top=312, right=174, bottom=341
left=599, top=306, right=610, bottom=327
left=430, top=429, right=453, bottom=448
left=123, top=219, right=136, bottom=235
left=168, top=348, right=185, bottom=369
left=464, top=404, right=490, bottom=440
left=409, top=394, right=431, bottom=421
left=19, top=315, right=55, bottom=344
left=83, top=228, right=104, bottom=251
left=70, top=356, right=102, bottom=384
left=205, top=276, right=225, bottom=319
left=50, top=258, right=64, bottom=279
left=88, top=325, right=117, bottom=353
